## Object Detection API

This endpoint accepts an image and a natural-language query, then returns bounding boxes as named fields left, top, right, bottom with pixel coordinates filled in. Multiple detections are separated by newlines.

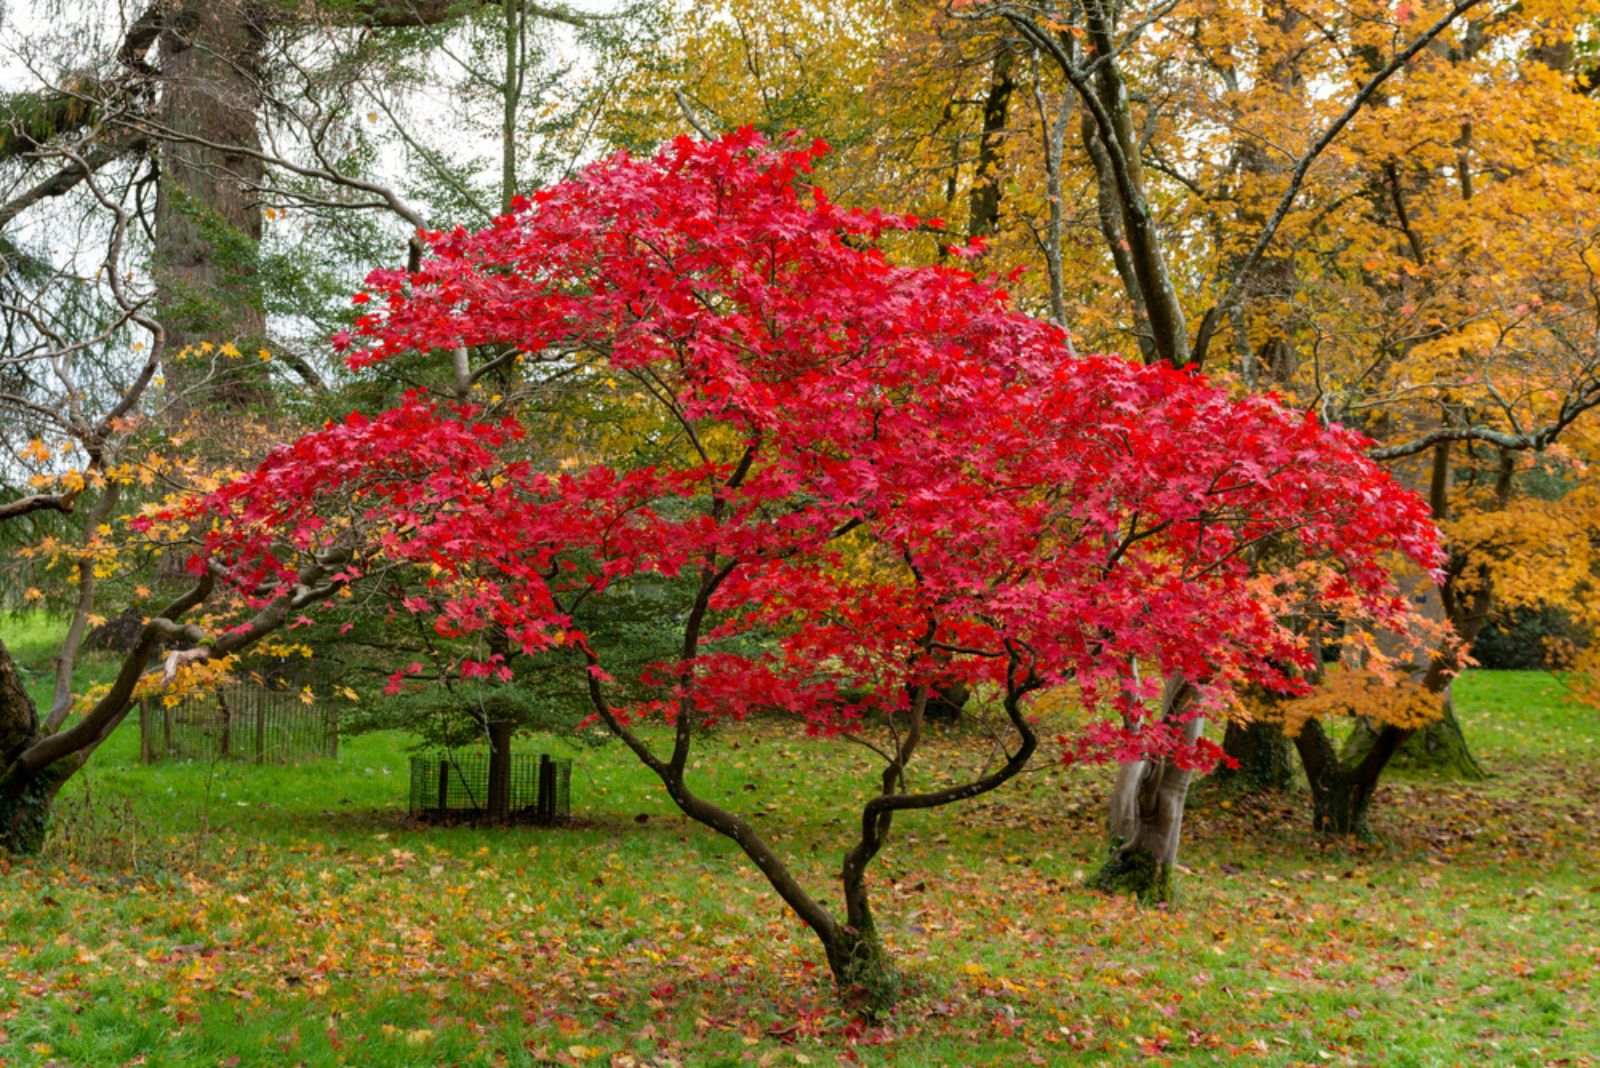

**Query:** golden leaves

left=1265, top=668, right=1444, bottom=736
left=1444, top=496, right=1593, bottom=612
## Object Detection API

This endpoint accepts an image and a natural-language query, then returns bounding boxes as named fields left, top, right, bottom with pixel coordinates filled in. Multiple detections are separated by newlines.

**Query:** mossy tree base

left=831, top=927, right=901, bottom=1011
left=1213, top=719, right=1295, bottom=793
left=1343, top=703, right=1487, bottom=782
left=0, top=761, right=73, bottom=856
left=1309, top=779, right=1375, bottom=843
left=1089, top=845, right=1176, bottom=905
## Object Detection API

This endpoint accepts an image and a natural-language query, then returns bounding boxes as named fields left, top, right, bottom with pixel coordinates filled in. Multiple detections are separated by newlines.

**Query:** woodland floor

left=1, top=621, right=1596, bottom=1067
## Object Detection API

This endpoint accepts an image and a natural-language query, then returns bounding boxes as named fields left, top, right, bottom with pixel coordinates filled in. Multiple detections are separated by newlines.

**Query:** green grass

left=1, top=635, right=1596, bottom=1066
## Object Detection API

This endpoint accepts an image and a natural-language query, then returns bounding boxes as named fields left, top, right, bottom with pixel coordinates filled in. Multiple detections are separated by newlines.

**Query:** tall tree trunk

left=153, top=0, right=272, bottom=411
left=486, top=719, right=513, bottom=822
left=1090, top=679, right=1198, bottom=903
left=1214, top=717, right=1295, bottom=792
left=967, top=47, right=1014, bottom=240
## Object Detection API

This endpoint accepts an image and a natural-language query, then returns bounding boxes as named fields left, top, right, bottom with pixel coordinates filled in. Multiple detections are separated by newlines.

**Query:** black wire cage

left=137, top=683, right=338, bottom=764
left=408, top=751, right=571, bottom=824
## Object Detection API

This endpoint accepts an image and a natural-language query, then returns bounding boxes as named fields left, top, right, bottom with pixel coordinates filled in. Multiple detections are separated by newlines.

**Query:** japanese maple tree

left=14, top=132, right=1441, bottom=998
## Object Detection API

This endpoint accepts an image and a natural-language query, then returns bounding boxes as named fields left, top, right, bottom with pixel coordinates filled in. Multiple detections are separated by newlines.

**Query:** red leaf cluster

left=194, top=131, right=1443, bottom=769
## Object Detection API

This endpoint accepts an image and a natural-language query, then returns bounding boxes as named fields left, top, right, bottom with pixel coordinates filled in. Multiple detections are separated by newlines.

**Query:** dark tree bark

left=967, top=48, right=1014, bottom=240
left=486, top=719, right=514, bottom=822
left=0, top=640, right=50, bottom=853
left=0, top=641, right=97, bottom=856
left=1213, top=717, right=1295, bottom=793
left=152, top=0, right=273, bottom=410
left=1293, top=716, right=1409, bottom=838
left=580, top=565, right=1041, bottom=1005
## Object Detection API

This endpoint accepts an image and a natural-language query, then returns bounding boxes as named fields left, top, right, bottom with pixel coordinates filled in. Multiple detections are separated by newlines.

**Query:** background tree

left=0, top=0, right=644, bottom=819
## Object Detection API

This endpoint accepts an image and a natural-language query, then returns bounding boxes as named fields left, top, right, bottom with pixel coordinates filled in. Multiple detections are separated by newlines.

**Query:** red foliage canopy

left=187, top=131, right=1442, bottom=768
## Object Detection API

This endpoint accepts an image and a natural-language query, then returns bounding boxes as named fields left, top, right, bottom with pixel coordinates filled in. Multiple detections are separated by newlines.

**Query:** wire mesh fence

left=138, top=682, right=338, bottom=765
left=408, top=752, right=572, bottom=824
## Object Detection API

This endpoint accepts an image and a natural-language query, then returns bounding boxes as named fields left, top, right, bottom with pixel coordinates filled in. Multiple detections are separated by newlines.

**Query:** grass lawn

left=1, top=623, right=1595, bottom=1066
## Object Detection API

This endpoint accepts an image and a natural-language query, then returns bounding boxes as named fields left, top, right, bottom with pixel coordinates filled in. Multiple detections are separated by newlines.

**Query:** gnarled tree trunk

left=2, top=556, right=346, bottom=855
left=582, top=600, right=1042, bottom=1007
left=1294, top=440, right=1495, bottom=836
left=0, top=639, right=55, bottom=855
left=1342, top=698, right=1486, bottom=781
left=1090, top=678, right=1198, bottom=903
left=1293, top=717, right=1403, bottom=840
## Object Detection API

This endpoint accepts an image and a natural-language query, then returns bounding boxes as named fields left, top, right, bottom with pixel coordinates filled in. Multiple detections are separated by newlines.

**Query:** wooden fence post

left=537, top=754, right=555, bottom=825
left=218, top=688, right=233, bottom=759
left=138, top=699, right=152, bottom=763
left=254, top=689, right=267, bottom=764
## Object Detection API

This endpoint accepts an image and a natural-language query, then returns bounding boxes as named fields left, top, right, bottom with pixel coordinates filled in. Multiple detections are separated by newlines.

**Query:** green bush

left=1470, top=605, right=1588, bottom=671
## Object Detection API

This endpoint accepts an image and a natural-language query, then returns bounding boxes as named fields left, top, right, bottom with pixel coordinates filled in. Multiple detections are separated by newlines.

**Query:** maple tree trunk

left=486, top=719, right=513, bottom=822
left=1091, top=754, right=1193, bottom=903
left=1308, top=775, right=1371, bottom=839
left=0, top=642, right=40, bottom=762
left=0, top=760, right=75, bottom=857
left=0, top=639, right=82, bottom=855
left=833, top=870, right=898, bottom=1003
left=585, top=634, right=1039, bottom=1007
left=1343, top=694, right=1486, bottom=781
left=653, top=769, right=896, bottom=998
left=1213, top=718, right=1295, bottom=792
left=1091, top=680, right=1197, bottom=903
left=1294, top=717, right=1404, bottom=840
